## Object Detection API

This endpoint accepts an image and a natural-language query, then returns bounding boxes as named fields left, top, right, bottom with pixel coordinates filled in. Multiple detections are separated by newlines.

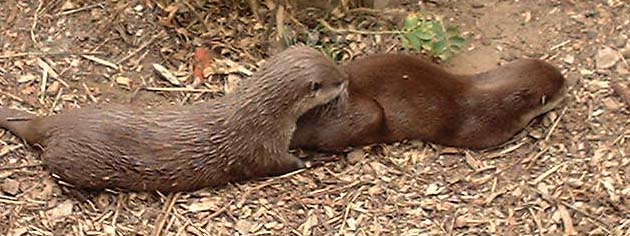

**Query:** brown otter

left=0, top=46, right=348, bottom=192
left=291, top=53, right=567, bottom=152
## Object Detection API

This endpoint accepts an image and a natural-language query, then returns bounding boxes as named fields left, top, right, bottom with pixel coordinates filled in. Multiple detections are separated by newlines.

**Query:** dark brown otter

left=291, top=53, right=567, bottom=152
left=0, top=46, right=348, bottom=192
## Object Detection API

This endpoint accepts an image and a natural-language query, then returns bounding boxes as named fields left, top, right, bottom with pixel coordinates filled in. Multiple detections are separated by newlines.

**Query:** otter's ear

left=309, top=80, right=322, bottom=91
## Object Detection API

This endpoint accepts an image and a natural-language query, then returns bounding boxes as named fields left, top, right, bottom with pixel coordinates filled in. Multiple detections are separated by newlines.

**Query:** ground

left=0, top=0, right=629, bottom=235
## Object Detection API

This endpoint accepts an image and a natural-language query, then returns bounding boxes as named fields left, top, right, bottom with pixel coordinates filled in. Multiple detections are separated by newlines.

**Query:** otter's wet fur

left=291, top=54, right=567, bottom=152
left=0, top=46, right=348, bottom=192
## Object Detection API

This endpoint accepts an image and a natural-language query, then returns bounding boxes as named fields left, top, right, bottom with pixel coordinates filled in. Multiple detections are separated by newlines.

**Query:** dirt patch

left=1, top=0, right=628, bottom=235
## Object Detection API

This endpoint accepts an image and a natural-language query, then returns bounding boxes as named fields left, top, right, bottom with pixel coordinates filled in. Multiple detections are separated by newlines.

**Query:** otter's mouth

left=541, top=85, right=568, bottom=113
left=330, top=81, right=349, bottom=107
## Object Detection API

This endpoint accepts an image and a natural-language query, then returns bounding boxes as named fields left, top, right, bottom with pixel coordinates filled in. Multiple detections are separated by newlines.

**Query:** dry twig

left=151, top=192, right=180, bottom=236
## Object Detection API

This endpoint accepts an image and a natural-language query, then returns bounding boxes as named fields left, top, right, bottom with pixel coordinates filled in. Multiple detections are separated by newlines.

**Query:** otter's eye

left=310, top=81, right=322, bottom=91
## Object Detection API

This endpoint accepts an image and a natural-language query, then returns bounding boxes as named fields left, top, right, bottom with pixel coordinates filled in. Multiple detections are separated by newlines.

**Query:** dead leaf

left=103, top=225, right=116, bottom=236
left=347, top=149, right=366, bottom=164
left=595, top=46, right=620, bottom=69
left=224, top=74, right=241, bottom=94
left=47, top=200, right=74, bottom=219
left=46, top=81, right=60, bottom=95
left=17, top=74, right=37, bottom=83
left=8, top=227, right=28, bottom=236
left=425, top=183, right=442, bottom=196
left=234, top=219, right=254, bottom=234
left=193, top=47, right=213, bottom=87
left=2, top=178, right=20, bottom=195
left=346, top=217, right=357, bottom=231
left=183, top=197, right=221, bottom=212
left=263, top=221, right=279, bottom=229
left=300, top=211, right=318, bottom=236
left=37, top=178, right=55, bottom=200
left=368, top=161, right=388, bottom=176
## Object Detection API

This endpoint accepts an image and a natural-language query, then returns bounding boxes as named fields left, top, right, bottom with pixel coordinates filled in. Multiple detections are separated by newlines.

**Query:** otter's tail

left=0, top=108, right=41, bottom=144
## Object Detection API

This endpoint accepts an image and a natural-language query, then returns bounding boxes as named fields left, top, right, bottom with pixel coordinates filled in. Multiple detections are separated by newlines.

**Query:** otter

left=0, top=46, right=348, bottom=192
left=291, top=53, right=567, bottom=152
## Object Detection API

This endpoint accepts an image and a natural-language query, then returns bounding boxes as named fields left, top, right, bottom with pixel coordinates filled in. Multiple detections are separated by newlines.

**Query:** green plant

left=400, top=13, right=466, bottom=60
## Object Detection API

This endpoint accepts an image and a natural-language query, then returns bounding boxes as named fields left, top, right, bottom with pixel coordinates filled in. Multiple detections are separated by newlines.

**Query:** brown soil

left=1, top=0, right=628, bottom=235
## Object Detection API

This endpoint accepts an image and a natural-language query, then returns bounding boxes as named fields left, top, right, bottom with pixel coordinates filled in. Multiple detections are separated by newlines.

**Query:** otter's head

left=497, top=58, right=568, bottom=121
left=253, top=46, right=348, bottom=117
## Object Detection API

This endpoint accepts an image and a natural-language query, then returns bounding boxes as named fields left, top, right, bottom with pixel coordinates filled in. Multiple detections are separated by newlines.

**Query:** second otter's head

left=474, top=58, right=568, bottom=124
left=249, top=46, right=348, bottom=117
left=503, top=59, right=567, bottom=115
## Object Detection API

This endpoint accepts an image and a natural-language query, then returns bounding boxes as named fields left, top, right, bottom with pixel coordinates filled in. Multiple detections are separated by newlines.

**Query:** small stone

left=621, top=47, right=630, bottom=59
left=585, top=30, right=598, bottom=40
left=583, top=10, right=597, bottom=18
left=595, top=46, right=620, bottom=69
left=612, top=36, right=627, bottom=48
left=70, top=59, right=81, bottom=67
left=103, top=225, right=116, bottom=235
left=115, top=76, right=131, bottom=87
left=522, top=11, right=532, bottom=23
left=61, top=1, right=76, bottom=11
left=133, top=4, right=144, bottom=12
left=579, top=68, right=594, bottom=76
left=2, top=179, right=20, bottom=195
left=563, top=54, right=575, bottom=64
left=471, top=2, right=485, bottom=8
left=528, top=129, right=544, bottom=139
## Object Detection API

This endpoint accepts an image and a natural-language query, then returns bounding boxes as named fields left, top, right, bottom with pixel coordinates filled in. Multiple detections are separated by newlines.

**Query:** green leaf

left=407, top=34, right=421, bottom=50
left=413, top=29, right=433, bottom=40
left=432, top=21, right=445, bottom=40
left=404, top=14, right=419, bottom=30
left=422, top=43, right=432, bottom=51
left=432, top=40, right=447, bottom=54
left=401, top=37, right=411, bottom=49
left=400, top=34, right=411, bottom=48
left=420, top=21, right=432, bottom=31
left=448, top=36, right=466, bottom=48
